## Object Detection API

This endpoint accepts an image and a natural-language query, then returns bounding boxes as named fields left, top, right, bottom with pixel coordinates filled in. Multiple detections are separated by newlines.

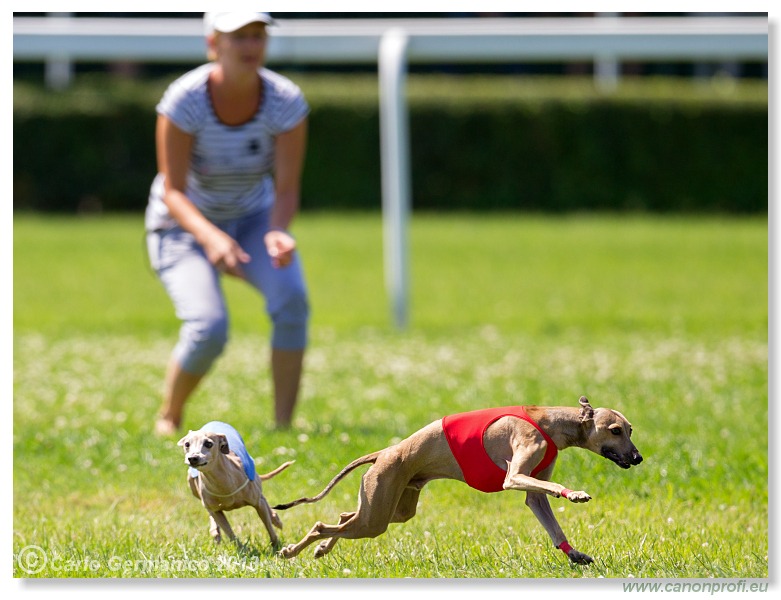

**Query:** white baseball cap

left=204, top=12, right=275, bottom=36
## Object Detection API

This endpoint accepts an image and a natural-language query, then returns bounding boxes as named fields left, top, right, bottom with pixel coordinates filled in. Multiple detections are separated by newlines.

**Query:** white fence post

left=44, top=12, right=73, bottom=90
left=379, top=28, right=411, bottom=330
left=595, top=12, right=620, bottom=91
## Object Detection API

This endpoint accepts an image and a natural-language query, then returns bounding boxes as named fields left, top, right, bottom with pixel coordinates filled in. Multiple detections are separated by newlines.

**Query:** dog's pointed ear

left=177, top=431, right=194, bottom=447
left=579, top=396, right=594, bottom=422
left=217, top=434, right=230, bottom=454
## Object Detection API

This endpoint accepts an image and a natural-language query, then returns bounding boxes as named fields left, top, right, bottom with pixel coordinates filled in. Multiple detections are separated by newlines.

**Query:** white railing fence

left=13, top=15, right=769, bottom=328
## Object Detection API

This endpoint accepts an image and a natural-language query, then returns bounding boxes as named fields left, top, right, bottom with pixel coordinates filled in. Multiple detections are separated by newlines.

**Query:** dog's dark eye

left=204, top=440, right=213, bottom=448
left=183, top=442, right=190, bottom=448
left=611, top=428, right=622, bottom=436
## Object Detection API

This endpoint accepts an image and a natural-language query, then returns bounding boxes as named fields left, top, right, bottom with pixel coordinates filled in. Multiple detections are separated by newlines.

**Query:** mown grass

left=12, top=213, right=767, bottom=579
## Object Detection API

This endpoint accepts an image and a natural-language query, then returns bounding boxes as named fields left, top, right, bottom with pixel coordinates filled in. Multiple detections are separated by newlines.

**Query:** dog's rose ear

left=217, top=434, right=230, bottom=454
left=579, top=396, right=594, bottom=422
left=177, top=431, right=194, bottom=446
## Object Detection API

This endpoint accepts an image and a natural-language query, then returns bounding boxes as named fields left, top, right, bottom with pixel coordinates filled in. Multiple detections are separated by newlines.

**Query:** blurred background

left=13, top=12, right=768, bottom=216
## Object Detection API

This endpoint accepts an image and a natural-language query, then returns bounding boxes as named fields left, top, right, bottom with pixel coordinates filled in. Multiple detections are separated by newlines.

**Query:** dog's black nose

left=188, top=456, right=200, bottom=466
left=632, top=452, right=643, bottom=465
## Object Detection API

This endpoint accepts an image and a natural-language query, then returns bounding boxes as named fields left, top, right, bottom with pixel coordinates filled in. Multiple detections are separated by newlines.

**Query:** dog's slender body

left=276, top=397, right=641, bottom=563
left=177, top=423, right=293, bottom=548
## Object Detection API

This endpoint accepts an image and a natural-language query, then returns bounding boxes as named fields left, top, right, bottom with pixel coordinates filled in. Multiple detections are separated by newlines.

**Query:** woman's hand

left=203, top=229, right=251, bottom=278
left=267, top=119, right=306, bottom=269
left=264, top=229, right=296, bottom=268
left=157, top=115, right=250, bottom=278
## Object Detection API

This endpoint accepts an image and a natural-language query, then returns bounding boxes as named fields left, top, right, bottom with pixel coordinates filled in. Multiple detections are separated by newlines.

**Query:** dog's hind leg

left=279, top=498, right=385, bottom=559
left=281, top=458, right=410, bottom=559
left=313, top=512, right=355, bottom=558
left=270, top=508, right=283, bottom=529
left=391, top=487, right=421, bottom=523
left=311, top=488, right=420, bottom=558
left=283, top=507, right=398, bottom=560
left=280, top=517, right=347, bottom=558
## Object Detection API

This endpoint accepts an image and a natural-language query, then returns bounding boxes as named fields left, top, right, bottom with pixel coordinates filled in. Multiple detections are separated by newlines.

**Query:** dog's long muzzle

left=186, top=455, right=206, bottom=467
left=603, top=447, right=643, bottom=469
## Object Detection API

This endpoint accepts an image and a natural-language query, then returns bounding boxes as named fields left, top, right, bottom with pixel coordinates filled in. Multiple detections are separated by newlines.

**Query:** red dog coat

left=442, top=406, right=558, bottom=493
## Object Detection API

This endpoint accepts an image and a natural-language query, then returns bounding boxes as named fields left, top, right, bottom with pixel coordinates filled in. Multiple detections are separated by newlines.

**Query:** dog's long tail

left=259, top=460, right=295, bottom=481
left=272, top=451, right=381, bottom=510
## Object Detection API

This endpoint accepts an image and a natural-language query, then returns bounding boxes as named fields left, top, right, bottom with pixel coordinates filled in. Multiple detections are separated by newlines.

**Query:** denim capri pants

left=147, top=209, right=309, bottom=375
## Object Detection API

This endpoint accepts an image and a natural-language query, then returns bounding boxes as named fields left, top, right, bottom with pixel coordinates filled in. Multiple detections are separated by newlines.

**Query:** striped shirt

left=146, top=63, right=309, bottom=231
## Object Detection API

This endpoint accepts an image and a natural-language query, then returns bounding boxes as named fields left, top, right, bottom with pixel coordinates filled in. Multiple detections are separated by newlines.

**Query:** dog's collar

left=519, top=406, right=559, bottom=477
left=197, top=475, right=250, bottom=498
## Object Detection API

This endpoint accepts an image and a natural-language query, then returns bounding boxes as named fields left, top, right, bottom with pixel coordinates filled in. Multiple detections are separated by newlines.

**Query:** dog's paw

left=278, top=544, right=297, bottom=559
left=313, top=540, right=333, bottom=559
left=567, top=549, right=594, bottom=565
left=565, top=490, right=591, bottom=503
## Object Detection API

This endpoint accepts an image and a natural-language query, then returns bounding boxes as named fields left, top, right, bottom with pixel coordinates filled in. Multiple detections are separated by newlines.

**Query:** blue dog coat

left=187, top=421, right=256, bottom=482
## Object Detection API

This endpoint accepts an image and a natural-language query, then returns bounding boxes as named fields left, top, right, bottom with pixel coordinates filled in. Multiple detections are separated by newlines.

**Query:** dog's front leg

left=208, top=514, right=222, bottom=543
left=503, top=454, right=593, bottom=564
left=503, top=464, right=589, bottom=501
left=525, top=492, right=593, bottom=565
left=254, top=498, right=281, bottom=549
left=502, top=451, right=591, bottom=501
left=209, top=510, right=236, bottom=543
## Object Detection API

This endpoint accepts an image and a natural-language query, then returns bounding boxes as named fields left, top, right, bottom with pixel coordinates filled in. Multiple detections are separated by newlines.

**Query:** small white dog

left=177, top=421, right=292, bottom=548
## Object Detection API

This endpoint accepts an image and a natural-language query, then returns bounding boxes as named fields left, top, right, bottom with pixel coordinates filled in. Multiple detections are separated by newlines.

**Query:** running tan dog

left=177, top=421, right=293, bottom=548
left=275, top=397, right=641, bottom=563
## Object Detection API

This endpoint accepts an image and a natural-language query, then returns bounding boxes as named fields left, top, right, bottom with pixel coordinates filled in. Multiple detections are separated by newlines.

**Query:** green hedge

left=13, top=73, right=767, bottom=213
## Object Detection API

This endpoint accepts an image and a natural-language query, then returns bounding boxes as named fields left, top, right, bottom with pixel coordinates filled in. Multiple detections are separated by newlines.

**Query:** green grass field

left=12, top=213, right=767, bottom=579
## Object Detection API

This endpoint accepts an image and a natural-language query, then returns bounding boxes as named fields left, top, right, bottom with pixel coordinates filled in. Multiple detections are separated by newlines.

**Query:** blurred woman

left=145, top=12, right=309, bottom=433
